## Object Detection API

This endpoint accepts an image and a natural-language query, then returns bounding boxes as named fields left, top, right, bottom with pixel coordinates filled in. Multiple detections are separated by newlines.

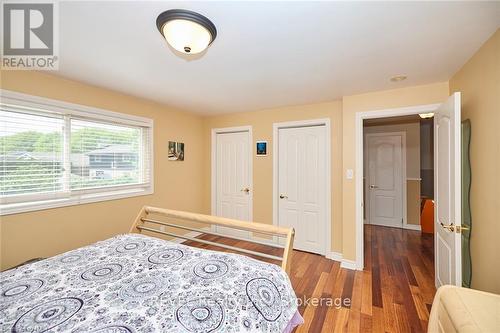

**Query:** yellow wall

left=0, top=71, right=206, bottom=270
left=450, top=29, right=500, bottom=293
left=202, top=102, right=344, bottom=253
left=341, top=82, right=450, bottom=261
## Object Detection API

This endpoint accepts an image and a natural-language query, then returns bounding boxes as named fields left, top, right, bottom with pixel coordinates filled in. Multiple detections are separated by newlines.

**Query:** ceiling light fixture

left=156, top=9, right=217, bottom=55
left=419, top=113, right=435, bottom=119
left=390, top=75, right=407, bottom=82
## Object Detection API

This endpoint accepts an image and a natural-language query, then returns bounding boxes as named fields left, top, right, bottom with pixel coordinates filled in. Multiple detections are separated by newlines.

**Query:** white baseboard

left=326, top=251, right=343, bottom=261
left=403, top=224, right=422, bottom=231
left=368, top=222, right=422, bottom=231
left=325, top=251, right=359, bottom=271
left=340, top=259, right=358, bottom=270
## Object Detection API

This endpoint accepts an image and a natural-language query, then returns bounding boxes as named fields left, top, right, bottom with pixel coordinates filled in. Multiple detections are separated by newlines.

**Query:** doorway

left=355, top=95, right=463, bottom=289
left=211, top=126, right=253, bottom=238
left=273, top=119, right=331, bottom=255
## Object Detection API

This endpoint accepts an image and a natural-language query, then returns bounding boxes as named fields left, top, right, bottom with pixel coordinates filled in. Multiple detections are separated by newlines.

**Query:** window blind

left=70, top=118, right=149, bottom=190
left=0, top=108, right=64, bottom=199
left=0, top=96, right=152, bottom=209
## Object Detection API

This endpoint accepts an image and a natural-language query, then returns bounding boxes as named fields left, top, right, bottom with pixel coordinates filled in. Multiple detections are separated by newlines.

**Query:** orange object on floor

left=421, top=199, right=434, bottom=233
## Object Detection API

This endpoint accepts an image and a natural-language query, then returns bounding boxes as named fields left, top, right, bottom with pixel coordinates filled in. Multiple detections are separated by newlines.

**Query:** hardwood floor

left=184, top=224, right=435, bottom=332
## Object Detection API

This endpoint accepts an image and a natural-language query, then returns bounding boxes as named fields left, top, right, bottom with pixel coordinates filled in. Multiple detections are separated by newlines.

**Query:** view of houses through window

left=70, top=119, right=141, bottom=190
left=0, top=108, right=148, bottom=202
left=0, top=111, right=64, bottom=197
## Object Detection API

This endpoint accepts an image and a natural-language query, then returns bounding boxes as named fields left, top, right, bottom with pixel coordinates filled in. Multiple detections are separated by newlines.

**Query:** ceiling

left=57, top=1, right=500, bottom=115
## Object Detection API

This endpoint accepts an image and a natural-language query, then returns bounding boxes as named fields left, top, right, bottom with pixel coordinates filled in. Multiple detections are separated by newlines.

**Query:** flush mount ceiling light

left=419, top=113, right=435, bottom=119
left=156, top=9, right=217, bottom=55
left=390, top=75, right=407, bottom=82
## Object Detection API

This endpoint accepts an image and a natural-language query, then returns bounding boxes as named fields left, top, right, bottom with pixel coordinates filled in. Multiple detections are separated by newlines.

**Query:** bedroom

left=1, top=1, right=499, bottom=332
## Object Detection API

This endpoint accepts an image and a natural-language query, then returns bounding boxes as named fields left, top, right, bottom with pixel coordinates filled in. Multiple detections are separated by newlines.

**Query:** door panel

left=435, top=92, right=462, bottom=287
left=278, top=126, right=326, bottom=254
left=215, top=131, right=251, bottom=238
left=367, top=134, right=403, bottom=228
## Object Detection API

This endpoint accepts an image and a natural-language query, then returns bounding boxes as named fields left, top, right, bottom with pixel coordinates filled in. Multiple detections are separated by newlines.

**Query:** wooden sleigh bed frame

left=129, top=206, right=295, bottom=274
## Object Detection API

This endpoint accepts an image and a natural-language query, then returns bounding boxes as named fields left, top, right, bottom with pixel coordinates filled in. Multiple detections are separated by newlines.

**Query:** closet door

left=278, top=125, right=326, bottom=254
left=215, top=130, right=252, bottom=238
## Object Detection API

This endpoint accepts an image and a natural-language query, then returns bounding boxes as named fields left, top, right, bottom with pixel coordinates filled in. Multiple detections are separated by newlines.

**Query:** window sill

left=0, top=186, right=153, bottom=216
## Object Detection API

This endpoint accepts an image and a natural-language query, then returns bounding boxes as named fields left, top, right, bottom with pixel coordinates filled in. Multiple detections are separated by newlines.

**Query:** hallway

left=364, top=224, right=435, bottom=332
left=294, top=224, right=436, bottom=332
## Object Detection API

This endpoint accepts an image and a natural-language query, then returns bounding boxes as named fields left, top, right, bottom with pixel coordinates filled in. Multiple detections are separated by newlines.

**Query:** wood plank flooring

left=184, top=224, right=435, bottom=332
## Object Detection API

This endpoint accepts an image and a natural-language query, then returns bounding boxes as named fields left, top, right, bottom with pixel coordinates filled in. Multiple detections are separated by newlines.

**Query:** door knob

left=241, top=187, right=250, bottom=193
left=279, top=194, right=288, bottom=199
left=369, top=184, right=378, bottom=189
left=454, top=225, right=470, bottom=233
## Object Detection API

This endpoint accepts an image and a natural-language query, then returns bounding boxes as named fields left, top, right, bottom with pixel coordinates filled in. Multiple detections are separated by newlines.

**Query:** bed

left=0, top=206, right=303, bottom=332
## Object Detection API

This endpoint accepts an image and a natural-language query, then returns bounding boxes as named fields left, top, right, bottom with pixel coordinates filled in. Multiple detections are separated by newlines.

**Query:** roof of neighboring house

left=1, top=152, right=91, bottom=167
left=86, top=144, right=136, bottom=155
left=0, top=152, right=62, bottom=162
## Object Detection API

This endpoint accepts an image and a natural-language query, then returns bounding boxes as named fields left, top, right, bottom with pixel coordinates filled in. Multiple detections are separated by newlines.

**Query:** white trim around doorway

left=355, top=104, right=440, bottom=270
left=272, top=118, right=332, bottom=257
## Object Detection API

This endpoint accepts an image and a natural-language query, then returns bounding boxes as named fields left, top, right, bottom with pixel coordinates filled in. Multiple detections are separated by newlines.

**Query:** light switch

left=346, top=169, right=354, bottom=179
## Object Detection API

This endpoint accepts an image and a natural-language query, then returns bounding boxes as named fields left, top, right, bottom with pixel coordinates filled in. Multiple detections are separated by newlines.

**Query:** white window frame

left=0, top=89, right=154, bottom=216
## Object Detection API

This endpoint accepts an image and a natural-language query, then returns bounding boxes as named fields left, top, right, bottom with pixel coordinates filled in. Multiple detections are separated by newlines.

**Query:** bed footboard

left=130, top=206, right=295, bottom=274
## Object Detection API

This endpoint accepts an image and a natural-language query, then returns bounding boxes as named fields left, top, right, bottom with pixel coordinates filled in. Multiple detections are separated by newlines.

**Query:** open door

left=434, top=92, right=462, bottom=287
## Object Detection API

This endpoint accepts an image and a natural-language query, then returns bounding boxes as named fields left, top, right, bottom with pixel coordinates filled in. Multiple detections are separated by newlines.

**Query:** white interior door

left=278, top=125, right=326, bottom=254
left=435, top=92, right=462, bottom=287
left=215, top=130, right=252, bottom=238
left=366, top=133, right=404, bottom=228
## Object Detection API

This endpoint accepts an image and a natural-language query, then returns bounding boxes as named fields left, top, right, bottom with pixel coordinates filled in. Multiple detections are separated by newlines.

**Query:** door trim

left=272, top=118, right=331, bottom=256
left=364, top=131, right=407, bottom=228
left=211, top=126, right=253, bottom=224
left=355, top=104, right=440, bottom=270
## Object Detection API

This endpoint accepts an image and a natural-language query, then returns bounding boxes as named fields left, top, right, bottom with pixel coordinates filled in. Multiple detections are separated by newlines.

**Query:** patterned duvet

left=0, top=234, right=301, bottom=332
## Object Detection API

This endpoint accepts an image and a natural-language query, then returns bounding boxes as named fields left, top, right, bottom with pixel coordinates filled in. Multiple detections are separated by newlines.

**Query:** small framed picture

left=168, top=141, right=184, bottom=161
left=256, top=141, right=267, bottom=156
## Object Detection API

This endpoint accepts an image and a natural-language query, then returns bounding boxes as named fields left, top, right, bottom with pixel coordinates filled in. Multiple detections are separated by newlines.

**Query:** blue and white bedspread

left=0, top=233, right=301, bottom=332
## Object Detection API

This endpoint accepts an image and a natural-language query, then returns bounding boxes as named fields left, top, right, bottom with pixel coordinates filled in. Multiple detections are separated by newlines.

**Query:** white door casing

left=355, top=103, right=442, bottom=270
left=434, top=92, right=462, bottom=287
left=212, top=127, right=252, bottom=238
left=277, top=125, right=327, bottom=254
left=366, top=132, right=405, bottom=228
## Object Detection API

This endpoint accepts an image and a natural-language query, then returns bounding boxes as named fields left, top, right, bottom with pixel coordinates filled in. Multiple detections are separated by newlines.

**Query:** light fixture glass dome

left=157, top=9, right=217, bottom=55
left=162, top=19, right=211, bottom=54
left=419, top=112, right=435, bottom=119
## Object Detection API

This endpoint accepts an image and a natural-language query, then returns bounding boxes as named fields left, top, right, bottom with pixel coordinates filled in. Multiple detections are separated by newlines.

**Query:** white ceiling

left=58, top=1, right=500, bottom=115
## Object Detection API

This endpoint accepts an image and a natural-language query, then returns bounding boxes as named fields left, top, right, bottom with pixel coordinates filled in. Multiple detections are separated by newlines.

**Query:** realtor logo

left=1, top=1, right=59, bottom=70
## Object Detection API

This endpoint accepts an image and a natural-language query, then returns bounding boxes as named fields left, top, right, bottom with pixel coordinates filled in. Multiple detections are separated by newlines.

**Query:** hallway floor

left=185, top=224, right=435, bottom=332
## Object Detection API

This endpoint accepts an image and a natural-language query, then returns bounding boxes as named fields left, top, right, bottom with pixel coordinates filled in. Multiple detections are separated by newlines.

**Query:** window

left=0, top=90, right=153, bottom=215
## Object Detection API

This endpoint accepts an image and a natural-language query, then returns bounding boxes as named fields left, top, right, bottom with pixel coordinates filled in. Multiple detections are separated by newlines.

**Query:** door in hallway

left=366, top=133, right=404, bottom=228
